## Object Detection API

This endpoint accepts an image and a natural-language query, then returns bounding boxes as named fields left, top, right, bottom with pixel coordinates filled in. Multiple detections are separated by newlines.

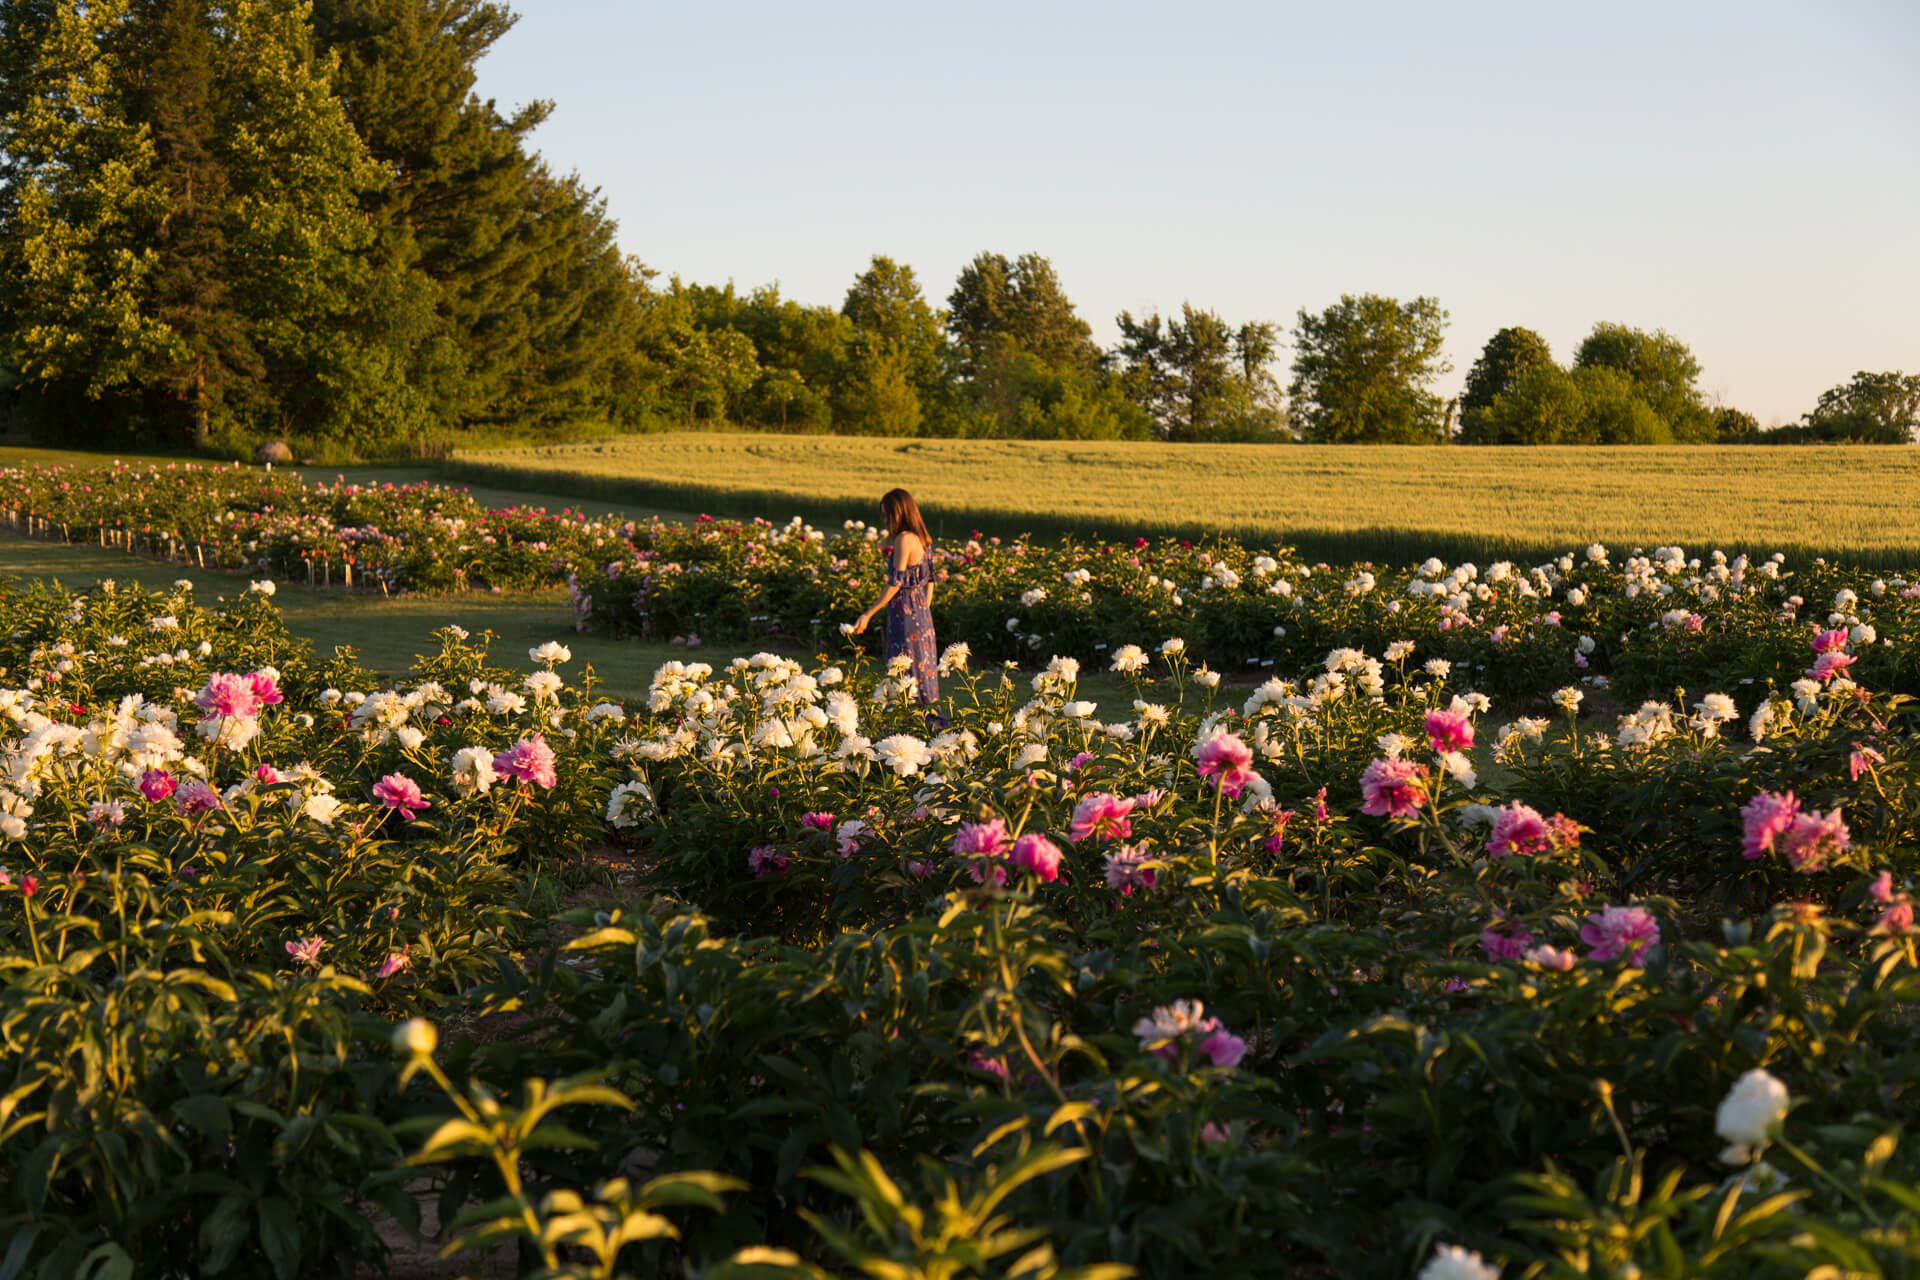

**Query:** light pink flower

left=492, top=735, right=558, bottom=789
left=138, top=770, right=177, bottom=803
left=1485, top=802, right=1552, bottom=858
left=1104, top=844, right=1158, bottom=896
left=1870, top=870, right=1897, bottom=903
left=376, top=950, right=411, bottom=979
left=1479, top=919, right=1534, bottom=962
left=1010, top=833, right=1063, bottom=883
left=373, top=773, right=430, bottom=820
left=194, top=673, right=262, bottom=720
left=951, top=818, right=1012, bottom=857
left=285, top=936, right=326, bottom=966
left=1780, top=807, right=1848, bottom=872
left=1524, top=944, right=1579, bottom=971
left=1070, top=793, right=1136, bottom=842
left=1740, top=790, right=1800, bottom=860
left=1359, top=757, right=1428, bottom=818
left=1580, top=904, right=1660, bottom=965
left=1806, top=650, right=1857, bottom=682
left=1810, top=627, right=1849, bottom=653
left=1849, top=745, right=1885, bottom=781
left=174, top=779, right=221, bottom=816
left=1198, top=1029, right=1247, bottom=1068
left=1424, top=708, right=1474, bottom=753
left=1195, top=734, right=1258, bottom=799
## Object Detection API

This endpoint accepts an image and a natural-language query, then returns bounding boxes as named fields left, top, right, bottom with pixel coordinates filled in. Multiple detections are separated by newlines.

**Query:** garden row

left=2, top=570, right=1918, bottom=1276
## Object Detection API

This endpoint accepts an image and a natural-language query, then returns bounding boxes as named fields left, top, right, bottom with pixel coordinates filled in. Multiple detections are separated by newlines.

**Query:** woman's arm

left=852, top=538, right=907, bottom=633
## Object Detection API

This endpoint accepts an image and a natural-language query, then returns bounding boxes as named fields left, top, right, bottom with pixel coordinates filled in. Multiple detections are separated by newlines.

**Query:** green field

left=450, top=434, right=1920, bottom=565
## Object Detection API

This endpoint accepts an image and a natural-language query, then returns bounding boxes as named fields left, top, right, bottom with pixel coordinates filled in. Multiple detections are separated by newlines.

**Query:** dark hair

left=880, top=489, right=932, bottom=547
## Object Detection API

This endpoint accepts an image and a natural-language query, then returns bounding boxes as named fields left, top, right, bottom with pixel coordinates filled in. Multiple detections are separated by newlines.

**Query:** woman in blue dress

left=851, top=488, right=941, bottom=711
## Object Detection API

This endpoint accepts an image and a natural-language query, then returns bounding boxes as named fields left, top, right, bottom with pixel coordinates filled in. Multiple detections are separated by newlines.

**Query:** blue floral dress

left=885, top=547, right=940, bottom=706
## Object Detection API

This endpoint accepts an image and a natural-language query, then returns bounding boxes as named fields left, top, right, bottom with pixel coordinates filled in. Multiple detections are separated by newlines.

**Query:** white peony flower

left=1716, top=1068, right=1789, bottom=1164
left=529, top=641, right=572, bottom=665
left=1418, top=1244, right=1501, bottom=1280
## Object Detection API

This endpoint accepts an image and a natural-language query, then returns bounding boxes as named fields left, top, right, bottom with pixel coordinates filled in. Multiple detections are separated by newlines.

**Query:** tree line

left=0, top=1, right=1911, bottom=453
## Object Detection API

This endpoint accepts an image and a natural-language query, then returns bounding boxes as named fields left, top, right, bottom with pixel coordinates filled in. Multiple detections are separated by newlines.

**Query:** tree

left=1113, top=305, right=1282, bottom=441
left=1574, top=366, right=1670, bottom=444
left=1804, top=370, right=1920, bottom=442
left=1289, top=294, right=1451, bottom=443
left=1459, top=327, right=1553, bottom=441
left=840, top=255, right=947, bottom=431
left=1476, top=365, right=1587, bottom=445
left=1572, top=322, right=1710, bottom=441
left=946, top=251, right=1097, bottom=378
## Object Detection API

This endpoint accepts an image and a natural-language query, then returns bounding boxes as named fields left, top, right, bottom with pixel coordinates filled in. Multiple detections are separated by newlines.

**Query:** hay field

left=450, top=434, right=1920, bottom=565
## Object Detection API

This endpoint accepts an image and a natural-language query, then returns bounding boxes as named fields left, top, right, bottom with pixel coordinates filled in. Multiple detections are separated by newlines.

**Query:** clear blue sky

left=473, top=0, right=1918, bottom=425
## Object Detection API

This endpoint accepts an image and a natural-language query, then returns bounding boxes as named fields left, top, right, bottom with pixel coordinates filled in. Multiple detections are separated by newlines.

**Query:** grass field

left=449, top=434, right=1920, bottom=565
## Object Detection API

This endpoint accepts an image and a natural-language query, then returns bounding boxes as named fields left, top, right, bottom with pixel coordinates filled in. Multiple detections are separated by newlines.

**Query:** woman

left=851, top=488, right=940, bottom=711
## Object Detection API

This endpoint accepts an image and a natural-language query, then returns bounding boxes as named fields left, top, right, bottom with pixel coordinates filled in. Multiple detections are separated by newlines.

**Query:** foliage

left=1571, top=322, right=1712, bottom=443
left=1288, top=293, right=1451, bottom=443
left=1459, top=326, right=1556, bottom=433
left=1112, top=304, right=1285, bottom=442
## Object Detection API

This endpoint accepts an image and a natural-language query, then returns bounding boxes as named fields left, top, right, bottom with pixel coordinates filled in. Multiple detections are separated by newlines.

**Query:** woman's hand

left=850, top=612, right=871, bottom=635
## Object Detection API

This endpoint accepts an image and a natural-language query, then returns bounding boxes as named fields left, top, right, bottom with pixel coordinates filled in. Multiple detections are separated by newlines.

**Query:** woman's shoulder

left=896, top=530, right=926, bottom=558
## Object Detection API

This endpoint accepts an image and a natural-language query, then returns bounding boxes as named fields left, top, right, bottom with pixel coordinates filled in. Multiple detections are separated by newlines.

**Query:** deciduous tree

left=1288, top=293, right=1450, bottom=443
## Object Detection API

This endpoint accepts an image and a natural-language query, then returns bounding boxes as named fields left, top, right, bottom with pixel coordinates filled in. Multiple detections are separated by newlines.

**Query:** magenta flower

left=1740, top=790, right=1801, bottom=860
left=1580, top=905, right=1660, bottom=965
left=1070, top=793, right=1135, bottom=842
left=376, top=950, right=411, bottom=979
left=1359, top=757, right=1428, bottom=818
left=1479, top=919, right=1534, bottom=961
left=373, top=773, right=430, bottom=820
left=285, top=935, right=326, bottom=966
left=965, top=1050, right=1010, bottom=1081
left=1879, top=902, right=1915, bottom=935
left=1198, top=1029, right=1248, bottom=1068
left=1486, top=802, right=1553, bottom=858
left=1780, top=807, right=1848, bottom=872
left=951, top=818, right=1013, bottom=857
left=255, top=763, right=282, bottom=785
left=1104, top=844, right=1159, bottom=896
left=138, top=769, right=178, bottom=803
left=800, top=811, right=836, bottom=831
left=1010, top=833, right=1063, bottom=883
left=1871, top=870, right=1897, bottom=903
left=194, top=672, right=262, bottom=720
left=747, top=845, right=790, bottom=879
left=1195, top=734, right=1258, bottom=799
left=1424, top=708, right=1474, bottom=753
left=1810, top=627, right=1848, bottom=653
left=492, top=735, right=558, bottom=789
left=247, top=670, right=284, bottom=707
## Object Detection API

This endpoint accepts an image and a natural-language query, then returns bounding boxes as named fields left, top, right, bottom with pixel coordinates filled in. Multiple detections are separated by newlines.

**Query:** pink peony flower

left=492, top=735, right=558, bottom=789
left=1780, top=807, right=1848, bottom=872
left=1524, top=944, right=1579, bottom=971
left=1424, top=708, right=1474, bottom=753
left=1485, top=802, right=1552, bottom=858
left=194, top=672, right=262, bottom=720
left=800, top=811, right=836, bottom=831
left=1104, top=844, right=1158, bottom=896
left=138, top=769, right=177, bottom=803
left=174, top=779, right=221, bottom=816
left=1359, top=757, right=1428, bottom=818
left=1195, top=733, right=1258, bottom=799
left=1010, top=833, right=1063, bottom=883
left=1806, top=650, right=1856, bottom=682
left=376, top=950, right=411, bottom=979
left=1810, top=627, right=1849, bottom=653
left=1070, top=792, right=1136, bottom=842
left=951, top=818, right=1013, bottom=857
left=285, top=936, right=325, bottom=966
left=747, top=845, right=790, bottom=879
left=1870, top=870, right=1897, bottom=903
left=1580, top=904, right=1660, bottom=965
left=247, top=670, right=284, bottom=707
left=1262, top=808, right=1296, bottom=855
left=1198, top=1029, right=1247, bottom=1068
left=966, top=1050, right=1010, bottom=1081
left=1480, top=919, right=1534, bottom=962
left=1740, top=790, right=1800, bottom=860
left=255, top=763, right=282, bottom=785
left=1849, top=745, right=1885, bottom=781
left=372, top=773, right=430, bottom=820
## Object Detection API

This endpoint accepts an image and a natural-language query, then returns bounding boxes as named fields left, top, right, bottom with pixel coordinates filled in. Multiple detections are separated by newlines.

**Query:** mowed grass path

left=451, top=434, right=1920, bottom=565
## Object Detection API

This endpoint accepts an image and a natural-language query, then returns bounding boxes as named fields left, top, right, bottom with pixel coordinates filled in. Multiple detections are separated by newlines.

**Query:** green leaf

left=257, top=1197, right=299, bottom=1280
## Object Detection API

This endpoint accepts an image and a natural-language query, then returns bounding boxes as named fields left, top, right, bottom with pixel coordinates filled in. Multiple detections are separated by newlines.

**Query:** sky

left=471, top=0, right=1920, bottom=425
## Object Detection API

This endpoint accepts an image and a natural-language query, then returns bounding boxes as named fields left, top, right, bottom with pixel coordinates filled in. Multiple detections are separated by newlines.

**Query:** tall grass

left=449, top=434, right=1920, bottom=566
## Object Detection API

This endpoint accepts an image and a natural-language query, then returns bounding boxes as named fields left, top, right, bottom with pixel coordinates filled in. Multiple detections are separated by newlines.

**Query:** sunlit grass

left=452, top=433, right=1920, bottom=565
